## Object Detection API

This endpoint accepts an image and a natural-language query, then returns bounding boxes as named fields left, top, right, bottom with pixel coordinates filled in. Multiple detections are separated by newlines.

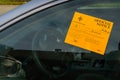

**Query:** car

left=0, top=0, right=120, bottom=80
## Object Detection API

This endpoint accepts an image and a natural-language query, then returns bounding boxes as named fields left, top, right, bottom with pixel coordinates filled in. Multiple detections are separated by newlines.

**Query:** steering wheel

left=32, top=27, right=72, bottom=78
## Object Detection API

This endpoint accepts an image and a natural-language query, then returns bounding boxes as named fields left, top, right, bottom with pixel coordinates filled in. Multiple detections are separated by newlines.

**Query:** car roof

left=0, top=0, right=68, bottom=31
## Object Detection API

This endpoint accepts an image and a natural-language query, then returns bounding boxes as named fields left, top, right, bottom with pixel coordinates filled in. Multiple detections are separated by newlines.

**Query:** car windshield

left=1, top=0, right=120, bottom=80
left=0, top=0, right=120, bottom=55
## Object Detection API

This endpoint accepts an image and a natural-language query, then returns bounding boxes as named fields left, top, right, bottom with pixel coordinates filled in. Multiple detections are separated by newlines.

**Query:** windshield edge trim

left=0, top=0, right=69, bottom=31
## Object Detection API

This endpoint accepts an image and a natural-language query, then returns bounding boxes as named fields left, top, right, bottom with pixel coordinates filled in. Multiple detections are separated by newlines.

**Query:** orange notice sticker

left=65, top=12, right=114, bottom=55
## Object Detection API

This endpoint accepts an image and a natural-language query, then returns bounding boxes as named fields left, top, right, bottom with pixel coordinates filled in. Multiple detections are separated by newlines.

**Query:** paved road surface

left=0, top=5, right=19, bottom=16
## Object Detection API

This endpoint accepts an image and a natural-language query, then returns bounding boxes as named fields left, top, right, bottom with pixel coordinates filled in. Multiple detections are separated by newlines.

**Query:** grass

left=0, top=0, right=29, bottom=5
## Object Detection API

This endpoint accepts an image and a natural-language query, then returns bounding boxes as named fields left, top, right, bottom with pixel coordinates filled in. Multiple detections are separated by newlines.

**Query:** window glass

left=0, top=0, right=120, bottom=54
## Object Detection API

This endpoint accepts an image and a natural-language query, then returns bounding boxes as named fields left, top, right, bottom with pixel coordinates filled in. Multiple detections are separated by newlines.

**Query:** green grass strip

left=0, top=0, right=29, bottom=5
